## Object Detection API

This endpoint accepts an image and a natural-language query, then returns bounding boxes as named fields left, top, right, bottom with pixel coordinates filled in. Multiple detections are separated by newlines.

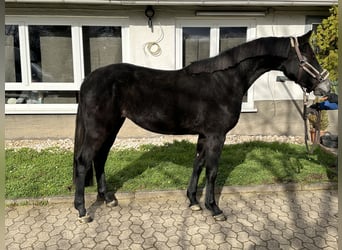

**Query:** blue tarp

left=319, top=100, right=338, bottom=110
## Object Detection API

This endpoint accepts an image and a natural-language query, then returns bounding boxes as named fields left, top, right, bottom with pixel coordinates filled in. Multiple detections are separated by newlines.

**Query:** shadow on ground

left=86, top=140, right=337, bottom=247
left=103, top=140, right=336, bottom=195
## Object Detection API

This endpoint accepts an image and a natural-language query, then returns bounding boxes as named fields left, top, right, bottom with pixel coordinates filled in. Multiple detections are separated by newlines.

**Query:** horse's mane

left=185, top=36, right=291, bottom=74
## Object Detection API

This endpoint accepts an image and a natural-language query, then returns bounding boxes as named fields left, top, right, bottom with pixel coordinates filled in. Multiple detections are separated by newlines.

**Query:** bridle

left=290, top=37, right=329, bottom=153
left=290, top=36, right=329, bottom=85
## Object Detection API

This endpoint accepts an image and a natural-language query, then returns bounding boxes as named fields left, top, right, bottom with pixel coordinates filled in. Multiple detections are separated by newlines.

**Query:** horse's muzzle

left=314, top=79, right=331, bottom=96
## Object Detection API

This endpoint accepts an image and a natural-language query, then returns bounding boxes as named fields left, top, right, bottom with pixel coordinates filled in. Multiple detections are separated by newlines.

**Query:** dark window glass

left=28, top=25, right=73, bottom=82
left=219, top=27, right=247, bottom=52
left=183, top=27, right=210, bottom=67
left=5, top=25, right=21, bottom=82
left=82, top=26, right=122, bottom=76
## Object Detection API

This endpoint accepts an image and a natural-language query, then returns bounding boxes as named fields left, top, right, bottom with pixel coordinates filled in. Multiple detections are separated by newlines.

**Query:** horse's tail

left=73, top=100, right=94, bottom=186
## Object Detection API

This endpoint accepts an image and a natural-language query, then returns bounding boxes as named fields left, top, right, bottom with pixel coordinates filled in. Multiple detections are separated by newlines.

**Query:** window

left=29, top=25, right=74, bottom=83
left=28, top=25, right=74, bottom=82
left=182, top=27, right=210, bottom=66
left=5, top=17, right=128, bottom=114
left=305, top=16, right=326, bottom=54
left=305, top=16, right=325, bottom=32
left=82, top=26, right=122, bottom=76
left=219, top=27, right=247, bottom=52
left=5, top=25, right=21, bottom=83
left=176, top=20, right=256, bottom=111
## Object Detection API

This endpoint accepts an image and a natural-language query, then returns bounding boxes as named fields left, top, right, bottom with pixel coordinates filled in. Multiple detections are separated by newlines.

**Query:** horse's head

left=281, top=31, right=331, bottom=96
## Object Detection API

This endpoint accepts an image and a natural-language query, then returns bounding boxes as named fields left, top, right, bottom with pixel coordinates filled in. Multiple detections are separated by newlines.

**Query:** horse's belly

left=128, top=118, right=188, bottom=135
left=126, top=111, right=196, bottom=135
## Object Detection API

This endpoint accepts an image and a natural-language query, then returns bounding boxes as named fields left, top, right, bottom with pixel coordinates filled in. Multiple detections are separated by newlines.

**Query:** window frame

left=176, top=18, right=257, bottom=112
left=5, top=16, right=129, bottom=114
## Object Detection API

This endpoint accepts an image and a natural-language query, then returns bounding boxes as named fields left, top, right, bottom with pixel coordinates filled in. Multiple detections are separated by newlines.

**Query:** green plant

left=311, top=5, right=338, bottom=91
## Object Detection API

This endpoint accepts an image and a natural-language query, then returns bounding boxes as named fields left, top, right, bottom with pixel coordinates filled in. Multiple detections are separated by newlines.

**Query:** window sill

left=5, top=104, right=78, bottom=114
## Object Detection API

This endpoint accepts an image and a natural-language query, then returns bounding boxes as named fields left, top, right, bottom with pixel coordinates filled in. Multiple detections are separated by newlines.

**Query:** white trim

left=175, top=25, right=183, bottom=70
left=78, top=26, right=85, bottom=80
left=19, top=22, right=30, bottom=86
left=196, top=11, right=267, bottom=17
left=210, top=27, right=219, bottom=56
left=72, top=25, right=83, bottom=85
left=6, top=16, right=129, bottom=25
left=5, top=104, right=78, bottom=114
left=121, top=23, right=130, bottom=64
left=5, top=82, right=81, bottom=91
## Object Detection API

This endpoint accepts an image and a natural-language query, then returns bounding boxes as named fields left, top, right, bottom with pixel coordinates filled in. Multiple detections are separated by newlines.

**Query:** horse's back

left=79, top=63, right=239, bottom=136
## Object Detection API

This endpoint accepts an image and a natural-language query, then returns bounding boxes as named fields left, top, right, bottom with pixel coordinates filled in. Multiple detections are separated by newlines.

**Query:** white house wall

left=253, top=13, right=307, bottom=101
left=128, top=13, right=176, bottom=69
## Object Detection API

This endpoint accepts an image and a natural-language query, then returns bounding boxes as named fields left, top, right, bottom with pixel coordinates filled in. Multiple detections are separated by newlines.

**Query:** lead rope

left=303, top=90, right=321, bottom=154
left=313, top=108, right=321, bottom=153
left=303, top=91, right=310, bottom=153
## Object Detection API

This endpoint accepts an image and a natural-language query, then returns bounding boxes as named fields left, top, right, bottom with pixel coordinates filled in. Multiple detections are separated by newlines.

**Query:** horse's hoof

left=78, top=214, right=93, bottom=223
left=106, top=199, right=118, bottom=207
left=190, top=204, right=202, bottom=211
left=213, top=213, right=226, bottom=221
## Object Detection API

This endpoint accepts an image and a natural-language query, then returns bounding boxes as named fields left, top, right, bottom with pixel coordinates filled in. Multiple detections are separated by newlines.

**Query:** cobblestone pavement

left=6, top=188, right=337, bottom=249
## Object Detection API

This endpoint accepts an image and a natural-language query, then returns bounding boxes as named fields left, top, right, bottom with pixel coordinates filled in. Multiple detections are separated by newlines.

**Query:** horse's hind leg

left=74, top=135, right=99, bottom=223
left=94, top=136, right=117, bottom=205
left=74, top=117, right=124, bottom=223
left=187, top=134, right=206, bottom=211
left=94, top=117, right=125, bottom=206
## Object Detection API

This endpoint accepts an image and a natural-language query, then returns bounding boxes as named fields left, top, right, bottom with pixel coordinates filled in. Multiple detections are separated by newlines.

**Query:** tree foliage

left=311, top=5, right=338, bottom=84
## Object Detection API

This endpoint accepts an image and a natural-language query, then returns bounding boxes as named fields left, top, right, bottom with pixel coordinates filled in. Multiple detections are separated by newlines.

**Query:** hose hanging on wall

left=144, top=24, right=164, bottom=57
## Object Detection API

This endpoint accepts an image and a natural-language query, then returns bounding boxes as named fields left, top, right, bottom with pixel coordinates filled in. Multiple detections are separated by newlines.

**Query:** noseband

left=290, top=37, right=329, bottom=83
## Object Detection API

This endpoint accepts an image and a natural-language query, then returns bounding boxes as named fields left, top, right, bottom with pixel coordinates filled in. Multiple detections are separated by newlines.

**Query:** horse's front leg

left=187, top=134, right=206, bottom=211
left=204, top=135, right=226, bottom=221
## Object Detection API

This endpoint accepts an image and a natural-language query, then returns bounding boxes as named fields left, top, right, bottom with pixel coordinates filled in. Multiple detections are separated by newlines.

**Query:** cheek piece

left=290, top=36, right=330, bottom=95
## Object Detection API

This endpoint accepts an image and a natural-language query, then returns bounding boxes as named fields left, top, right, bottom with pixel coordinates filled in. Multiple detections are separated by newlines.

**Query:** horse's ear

left=298, top=30, right=313, bottom=44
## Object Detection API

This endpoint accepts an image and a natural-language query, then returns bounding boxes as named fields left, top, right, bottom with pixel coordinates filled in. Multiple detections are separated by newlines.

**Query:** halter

left=290, top=37, right=329, bottom=83
left=290, top=37, right=328, bottom=154
left=290, top=37, right=329, bottom=154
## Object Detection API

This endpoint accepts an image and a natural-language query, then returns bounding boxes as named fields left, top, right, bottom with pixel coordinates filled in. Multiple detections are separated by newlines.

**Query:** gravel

left=5, top=135, right=305, bottom=152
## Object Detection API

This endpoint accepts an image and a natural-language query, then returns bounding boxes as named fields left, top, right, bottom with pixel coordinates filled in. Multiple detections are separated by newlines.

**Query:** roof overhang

left=5, top=0, right=338, bottom=6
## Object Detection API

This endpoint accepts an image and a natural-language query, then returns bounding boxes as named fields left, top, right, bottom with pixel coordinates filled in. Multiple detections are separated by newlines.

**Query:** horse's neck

left=236, top=55, right=285, bottom=89
left=186, top=37, right=290, bottom=76
left=218, top=38, right=289, bottom=86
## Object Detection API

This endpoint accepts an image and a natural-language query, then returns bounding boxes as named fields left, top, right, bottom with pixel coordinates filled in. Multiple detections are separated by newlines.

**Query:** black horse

left=73, top=31, right=330, bottom=222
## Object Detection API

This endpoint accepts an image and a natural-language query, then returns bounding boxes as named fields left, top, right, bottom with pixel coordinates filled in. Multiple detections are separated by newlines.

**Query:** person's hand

left=319, top=96, right=328, bottom=102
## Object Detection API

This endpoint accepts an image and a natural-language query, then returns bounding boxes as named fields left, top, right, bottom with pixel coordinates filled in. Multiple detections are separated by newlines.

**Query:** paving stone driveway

left=6, top=188, right=338, bottom=249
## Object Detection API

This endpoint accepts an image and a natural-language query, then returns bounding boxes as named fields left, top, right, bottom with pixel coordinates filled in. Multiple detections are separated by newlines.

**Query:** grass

left=5, top=140, right=337, bottom=199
